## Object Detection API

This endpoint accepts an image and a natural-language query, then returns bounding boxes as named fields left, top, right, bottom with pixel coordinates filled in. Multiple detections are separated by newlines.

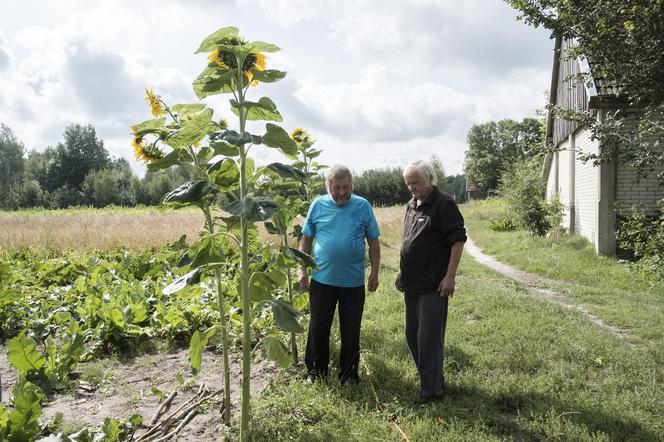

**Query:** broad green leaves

left=189, top=326, right=218, bottom=376
left=222, top=196, right=278, bottom=222
left=8, top=333, right=46, bottom=374
left=195, top=27, right=240, bottom=53
left=260, top=336, right=290, bottom=369
left=262, top=123, right=297, bottom=157
left=270, top=299, right=303, bottom=333
left=163, top=181, right=218, bottom=208
left=248, top=271, right=286, bottom=302
left=230, top=97, right=282, bottom=122
left=163, top=268, right=201, bottom=295
left=165, top=108, right=215, bottom=148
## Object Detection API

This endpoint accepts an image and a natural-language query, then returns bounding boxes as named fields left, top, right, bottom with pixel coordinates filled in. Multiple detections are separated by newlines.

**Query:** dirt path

left=0, top=347, right=279, bottom=440
left=464, top=238, right=629, bottom=338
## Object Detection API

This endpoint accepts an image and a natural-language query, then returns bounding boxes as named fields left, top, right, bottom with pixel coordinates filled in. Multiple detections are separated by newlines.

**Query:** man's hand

left=368, top=269, right=379, bottom=292
left=437, top=274, right=456, bottom=298
left=394, top=273, right=404, bottom=292
left=298, top=273, right=310, bottom=291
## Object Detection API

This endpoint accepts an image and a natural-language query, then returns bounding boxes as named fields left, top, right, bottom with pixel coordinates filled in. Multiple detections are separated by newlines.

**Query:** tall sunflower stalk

left=132, top=27, right=311, bottom=441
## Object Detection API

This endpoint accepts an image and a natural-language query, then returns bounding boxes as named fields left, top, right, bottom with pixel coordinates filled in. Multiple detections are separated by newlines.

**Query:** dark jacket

left=399, top=187, right=467, bottom=293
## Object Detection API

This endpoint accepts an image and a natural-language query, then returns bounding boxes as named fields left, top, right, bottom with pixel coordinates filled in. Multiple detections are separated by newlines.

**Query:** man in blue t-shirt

left=299, top=165, right=381, bottom=385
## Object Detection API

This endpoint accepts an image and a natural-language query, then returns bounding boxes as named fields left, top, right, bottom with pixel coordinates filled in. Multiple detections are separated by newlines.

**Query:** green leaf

left=267, top=162, right=306, bottom=180
left=150, top=386, right=165, bottom=400
left=189, top=326, right=217, bottom=376
left=163, top=268, right=201, bottom=295
left=248, top=271, right=286, bottom=302
left=162, top=180, right=218, bottom=207
left=7, top=333, right=46, bottom=374
left=193, top=67, right=235, bottom=99
left=189, top=235, right=227, bottom=268
left=231, top=97, right=282, bottom=122
left=260, top=336, right=290, bottom=369
left=219, top=130, right=256, bottom=147
left=249, top=69, right=287, bottom=84
left=262, top=123, right=298, bottom=157
left=264, top=221, right=280, bottom=235
left=270, top=299, right=304, bottom=333
left=7, top=379, right=43, bottom=437
left=222, top=196, right=278, bottom=222
left=208, top=158, right=240, bottom=188
left=146, top=148, right=190, bottom=172
left=246, top=41, right=281, bottom=53
left=165, top=108, right=215, bottom=148
left=211, top=141, right=239, bottom=157
left=195, top=26, right=240, bottom=53
left=287, top=247, right=318, bottom=269
left=132, top=117, right=167, bottom=137
left=172, top=103, right=207, bottom=116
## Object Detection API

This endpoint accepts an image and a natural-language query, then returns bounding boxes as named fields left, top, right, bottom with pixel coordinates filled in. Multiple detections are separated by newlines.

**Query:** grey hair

left=403, top=160, right=437, bottom=186
left=325, top=164, right=353, bottom=192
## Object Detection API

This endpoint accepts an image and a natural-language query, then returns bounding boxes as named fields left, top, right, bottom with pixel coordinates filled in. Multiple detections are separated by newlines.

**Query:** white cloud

left=0, top=0, right=554, bottom=176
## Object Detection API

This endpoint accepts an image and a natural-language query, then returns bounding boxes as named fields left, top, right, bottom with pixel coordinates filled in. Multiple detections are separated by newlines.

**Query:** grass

left=462, top=198, right=664, bottom=344
left=2, top=203, right=662, bottom=440
left=247, top=200, right=664, bottom=441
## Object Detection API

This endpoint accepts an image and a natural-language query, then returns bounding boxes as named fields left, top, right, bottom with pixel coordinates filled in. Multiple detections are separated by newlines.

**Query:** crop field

left=1, top=202, right=663, bottom=441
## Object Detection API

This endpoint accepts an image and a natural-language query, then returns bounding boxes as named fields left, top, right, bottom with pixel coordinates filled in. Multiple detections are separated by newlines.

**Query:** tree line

left=0, top=123, right=193, bottom=210
left=0, top=123, right=466, bottom=210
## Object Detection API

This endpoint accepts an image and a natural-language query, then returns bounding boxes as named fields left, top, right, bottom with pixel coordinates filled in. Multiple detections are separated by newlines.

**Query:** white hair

left=325, top=164, right=353, bottom=192
left=403, top=160, right=437, bottom=186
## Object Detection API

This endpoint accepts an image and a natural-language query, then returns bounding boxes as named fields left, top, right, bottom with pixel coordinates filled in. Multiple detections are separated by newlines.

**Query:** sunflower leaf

left=222, top=196, right=278, bottom=222
left=193, top=67, right=235, bottom=98
left=260, top=336, right=290, bottom=369
left=165, top=108, right=215, bottom=148
left=266, top=162, right=306, bottom=180
left=147, top=148, right=190, bottom=172
left=270, top=299, right=304, bottom=333
left=246, top=41, right=281, bottom=53
left=162, top=180, right=218, bottom=207
left=249, top=69, right=287, bottom=84
left=195, top=26, right=240, bottom=53
left=163, top=269, right=201, bottom=295
left=230, top=97, right=282, bottom=122
left=262, top=123, right=298, bottom=157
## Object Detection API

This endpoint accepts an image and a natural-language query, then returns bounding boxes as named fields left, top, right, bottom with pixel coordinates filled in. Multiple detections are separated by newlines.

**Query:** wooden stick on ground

left=148, top=390, right=178, bottom=426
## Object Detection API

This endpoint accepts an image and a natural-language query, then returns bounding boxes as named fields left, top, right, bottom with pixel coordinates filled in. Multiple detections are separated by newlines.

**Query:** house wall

left=573, top=129, right=599, bottom=244
left=546, top=151, right=558, bottom=200
left=614, top=111, right=664, bottom=215
left=556, top=138, right=573, bottom=229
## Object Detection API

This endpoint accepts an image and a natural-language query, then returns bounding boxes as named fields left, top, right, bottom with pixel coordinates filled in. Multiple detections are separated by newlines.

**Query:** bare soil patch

left=1, top=347, right=279, bottom=440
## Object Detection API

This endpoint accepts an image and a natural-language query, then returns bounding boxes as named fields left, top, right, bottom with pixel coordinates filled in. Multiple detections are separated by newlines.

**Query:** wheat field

left=0, top=206, right=405, bottom=252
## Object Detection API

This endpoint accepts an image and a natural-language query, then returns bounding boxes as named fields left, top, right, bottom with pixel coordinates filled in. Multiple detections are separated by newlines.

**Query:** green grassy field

left=2, top=203, right=662, bottom=440
left=248, top=201, right=664, bottom=441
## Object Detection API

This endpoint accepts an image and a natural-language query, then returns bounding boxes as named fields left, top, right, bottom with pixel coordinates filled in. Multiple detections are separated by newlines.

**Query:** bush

left=490, top=217, right=518, bottom=232
left=499, top=158, right=551, bottom=236
left=617, top=204, right=664, bottom=282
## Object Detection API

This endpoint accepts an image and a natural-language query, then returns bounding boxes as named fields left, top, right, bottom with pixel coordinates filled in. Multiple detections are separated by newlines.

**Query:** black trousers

left=305, top=279, right=366, bottom=380
left=404, top=291, right=449, bottom=397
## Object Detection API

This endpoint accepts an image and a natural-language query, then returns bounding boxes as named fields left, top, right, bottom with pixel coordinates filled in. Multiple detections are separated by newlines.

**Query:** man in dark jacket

left=395, top=160, right=466, bottom=405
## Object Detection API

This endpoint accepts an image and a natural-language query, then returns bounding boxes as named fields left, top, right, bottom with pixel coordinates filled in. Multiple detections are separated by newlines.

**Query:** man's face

left=329, top=177, right=352, bottom=205
left=404, top=171, right=432, bottom=201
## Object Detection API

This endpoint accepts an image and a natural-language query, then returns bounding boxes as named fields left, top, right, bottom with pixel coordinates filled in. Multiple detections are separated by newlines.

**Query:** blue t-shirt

left=302, top=194, right=380, bottom=287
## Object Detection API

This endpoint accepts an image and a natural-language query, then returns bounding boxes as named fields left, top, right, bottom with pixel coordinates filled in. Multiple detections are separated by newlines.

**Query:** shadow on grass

left=337, top=329, right=659, bottom=441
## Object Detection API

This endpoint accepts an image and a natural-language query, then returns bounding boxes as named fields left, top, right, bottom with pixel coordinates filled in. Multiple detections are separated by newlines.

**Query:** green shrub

left=617, top=204, right=664, bottom=282
left=490, top=217, right=518, bottom=231
left=499, top=158, right=550, bottom=236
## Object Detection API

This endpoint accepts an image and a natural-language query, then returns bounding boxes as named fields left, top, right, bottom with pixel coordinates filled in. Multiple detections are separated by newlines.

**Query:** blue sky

left=0, top=0, right=553, bottom=176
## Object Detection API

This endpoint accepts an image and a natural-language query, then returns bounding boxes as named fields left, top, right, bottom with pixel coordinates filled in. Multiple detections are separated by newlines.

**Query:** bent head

left=326, top=165, right=353, bottom=205
left=403, top=160, right=436, bottom=202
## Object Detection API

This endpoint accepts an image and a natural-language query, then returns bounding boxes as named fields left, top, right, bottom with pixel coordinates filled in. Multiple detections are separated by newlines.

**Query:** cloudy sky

left=0, top=0, right=553, bottom=176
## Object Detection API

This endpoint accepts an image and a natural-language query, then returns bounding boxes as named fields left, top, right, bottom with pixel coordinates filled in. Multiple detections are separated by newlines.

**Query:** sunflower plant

left=262, top=128, right=326, bottom=363
left=131, top=26, right=316, bottom=439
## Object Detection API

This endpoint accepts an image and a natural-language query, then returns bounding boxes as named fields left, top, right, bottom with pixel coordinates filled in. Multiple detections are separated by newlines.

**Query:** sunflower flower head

left=290, top=128, right=311, bottom=144
left=208, top=49, right=230, bottom=69
left=144, top=88, right=166, bottom=117
left=132, top=134, right=164, bottom=164
left=218, top=118, right=229, bottom=130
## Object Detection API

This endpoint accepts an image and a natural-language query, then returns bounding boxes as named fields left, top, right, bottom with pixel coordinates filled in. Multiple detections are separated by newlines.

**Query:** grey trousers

left=404, top=291, right=449, bottom=397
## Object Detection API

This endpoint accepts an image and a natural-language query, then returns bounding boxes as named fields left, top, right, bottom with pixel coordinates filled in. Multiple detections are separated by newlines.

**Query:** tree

left=45, top=124, right=111, bottom=192
left=0, top=124, right=25, bottom=208
left=464, top=118, right=544, bottom=191
left=506, top=0, right=664, bottom=181
left=446, top=174, right=467, bottom=203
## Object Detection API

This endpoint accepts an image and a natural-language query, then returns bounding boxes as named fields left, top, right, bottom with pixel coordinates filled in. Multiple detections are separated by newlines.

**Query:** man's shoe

left=305, top=374, right=317, bottom=384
